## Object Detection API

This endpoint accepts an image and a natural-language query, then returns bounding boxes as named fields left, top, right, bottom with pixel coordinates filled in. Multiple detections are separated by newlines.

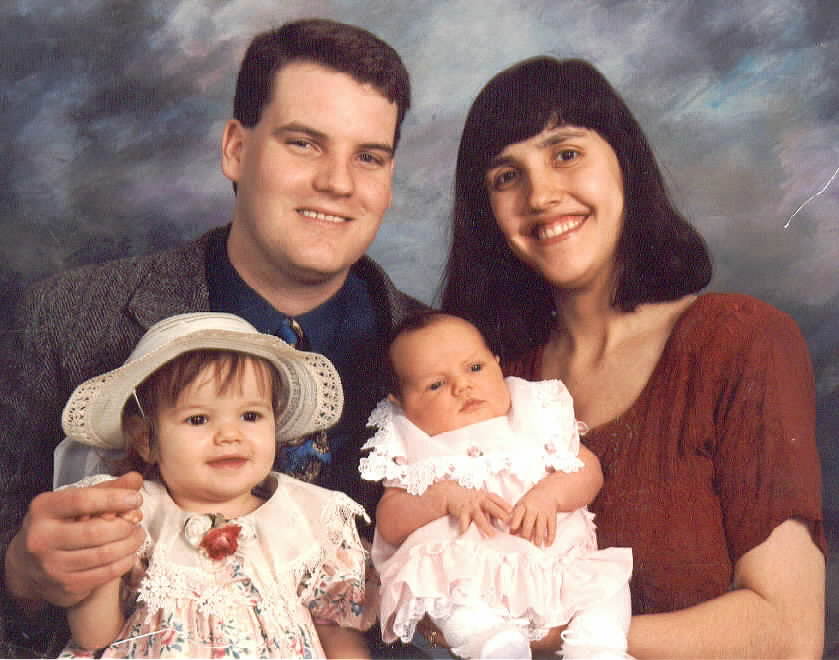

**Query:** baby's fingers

left=470, top=508, right=496, bottom=538
left=518, top=508, right=536, bottom=542
left=534, top=514, right=549, bottom=547
left=483, top=498, right=511, bottom=525
left=546, top=512, right=556, bottom=546
left=509, top=503, right=525, bottom=532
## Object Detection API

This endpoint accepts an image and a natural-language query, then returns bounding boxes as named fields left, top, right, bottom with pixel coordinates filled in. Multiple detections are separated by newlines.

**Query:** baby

left=58, top=312, right=374, bottom=658
left=360, top=312, right=632, bottom=659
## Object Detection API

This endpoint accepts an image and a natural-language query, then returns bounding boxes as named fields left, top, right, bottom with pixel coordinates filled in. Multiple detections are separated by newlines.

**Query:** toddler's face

left=390, top=316, right=511, bottom=436
left=145, top=359, right=276, bottom=517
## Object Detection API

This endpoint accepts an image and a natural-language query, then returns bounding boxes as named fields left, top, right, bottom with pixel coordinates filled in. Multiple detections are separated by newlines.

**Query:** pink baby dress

left=360, top=377, right=632, bottom=645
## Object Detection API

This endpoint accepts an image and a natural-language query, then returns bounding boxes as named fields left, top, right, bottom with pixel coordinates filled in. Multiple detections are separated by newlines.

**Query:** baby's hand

left=77, top=510, right=142, bottom=524
left=440, top=481, right=511, bottom=537
left=510, top=483, right=556, bottom=547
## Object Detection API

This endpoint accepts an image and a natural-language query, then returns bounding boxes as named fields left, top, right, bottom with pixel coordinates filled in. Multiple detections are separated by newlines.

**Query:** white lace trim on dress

left=360, top=377, right=584, bottom=495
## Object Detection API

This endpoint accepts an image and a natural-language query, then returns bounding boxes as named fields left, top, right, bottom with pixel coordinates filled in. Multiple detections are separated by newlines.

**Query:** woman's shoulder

left=677, top=292, right=803, bottom=344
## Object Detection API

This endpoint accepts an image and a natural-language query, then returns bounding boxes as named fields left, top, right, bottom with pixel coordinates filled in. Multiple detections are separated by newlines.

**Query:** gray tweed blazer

left=0, top=225, right=421, bottom=657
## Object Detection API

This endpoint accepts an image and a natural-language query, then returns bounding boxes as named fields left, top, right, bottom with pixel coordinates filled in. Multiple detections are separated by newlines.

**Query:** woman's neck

left=550, top=288, right=627, bottom=363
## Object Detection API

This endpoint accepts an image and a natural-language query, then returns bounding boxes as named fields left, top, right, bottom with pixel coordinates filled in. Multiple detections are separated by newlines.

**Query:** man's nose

left=314, top=153, right=354, bottom=196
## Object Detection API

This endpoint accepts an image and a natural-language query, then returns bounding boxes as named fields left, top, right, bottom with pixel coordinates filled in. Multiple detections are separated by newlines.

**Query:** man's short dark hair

left=234, top=18, right=411, bottom=147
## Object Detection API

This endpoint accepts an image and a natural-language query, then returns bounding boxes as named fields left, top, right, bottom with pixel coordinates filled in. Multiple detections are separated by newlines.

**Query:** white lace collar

left=360, top=377, right=584, bottom=495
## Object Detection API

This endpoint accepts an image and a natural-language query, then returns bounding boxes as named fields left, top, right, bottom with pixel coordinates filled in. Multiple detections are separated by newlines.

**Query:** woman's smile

left=532, top=215, right=587, bottom=241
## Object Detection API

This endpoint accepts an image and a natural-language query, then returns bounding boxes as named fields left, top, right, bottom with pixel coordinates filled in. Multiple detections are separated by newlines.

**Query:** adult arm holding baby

left=0, top=280, right=147, bottom=657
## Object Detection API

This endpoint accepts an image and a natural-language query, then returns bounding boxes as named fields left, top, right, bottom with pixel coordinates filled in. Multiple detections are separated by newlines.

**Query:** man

left=1, top=19, right=422, bottom=657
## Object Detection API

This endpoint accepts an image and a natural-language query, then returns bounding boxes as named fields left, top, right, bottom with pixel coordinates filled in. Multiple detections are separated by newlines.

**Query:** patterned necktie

left=276, top=317, right=306, bottom=349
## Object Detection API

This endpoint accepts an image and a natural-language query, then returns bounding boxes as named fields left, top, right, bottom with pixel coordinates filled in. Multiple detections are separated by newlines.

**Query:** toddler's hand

left=510, top=483, right=557, bottom=547
left=439, top=480, right=511, bottom=537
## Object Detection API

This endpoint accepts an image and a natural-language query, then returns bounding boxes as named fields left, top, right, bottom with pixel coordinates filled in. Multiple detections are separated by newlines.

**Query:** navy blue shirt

left=206, top=228, right=378, bottom=491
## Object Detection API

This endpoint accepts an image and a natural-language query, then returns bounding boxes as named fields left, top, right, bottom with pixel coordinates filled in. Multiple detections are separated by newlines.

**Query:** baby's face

left=390, top=316, right=511, bottom=436
left=151, top=359, right=276, bottom=517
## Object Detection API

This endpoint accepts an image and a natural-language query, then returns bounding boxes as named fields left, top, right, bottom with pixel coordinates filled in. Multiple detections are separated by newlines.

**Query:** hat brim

left=62, top=329, right=343, bottom=449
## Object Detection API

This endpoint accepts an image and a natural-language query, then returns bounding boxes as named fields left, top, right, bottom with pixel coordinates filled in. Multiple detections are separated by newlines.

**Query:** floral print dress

left=59, top=473, right=376, bottom=658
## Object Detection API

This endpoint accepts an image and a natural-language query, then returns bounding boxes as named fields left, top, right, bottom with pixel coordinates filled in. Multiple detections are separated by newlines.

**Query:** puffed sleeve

left=713, top=304, right=825, bottom=563
left=295, top=488, right=379, bottom=630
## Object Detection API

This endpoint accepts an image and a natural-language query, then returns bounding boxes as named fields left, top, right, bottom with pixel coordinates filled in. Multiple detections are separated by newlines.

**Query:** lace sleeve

left=299, top=493, right=378, bottom=631
left=54, top=473, right=118, bottom=491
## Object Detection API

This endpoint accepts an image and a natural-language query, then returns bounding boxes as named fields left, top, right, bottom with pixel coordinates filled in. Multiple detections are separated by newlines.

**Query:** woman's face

left=485, top=125, right=625, bottom=295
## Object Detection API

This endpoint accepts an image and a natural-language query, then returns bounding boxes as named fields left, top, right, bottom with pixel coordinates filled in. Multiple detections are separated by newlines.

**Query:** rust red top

left=505, top=293, right=826, bottom=614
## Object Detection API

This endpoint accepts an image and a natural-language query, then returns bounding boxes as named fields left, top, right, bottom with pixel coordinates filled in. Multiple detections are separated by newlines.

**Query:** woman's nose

left=527, top=168, right=564, bottom=212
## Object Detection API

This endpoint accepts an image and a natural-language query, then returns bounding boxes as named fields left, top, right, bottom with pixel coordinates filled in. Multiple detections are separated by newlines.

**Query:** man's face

left=222, top=61, right=398, bottom=294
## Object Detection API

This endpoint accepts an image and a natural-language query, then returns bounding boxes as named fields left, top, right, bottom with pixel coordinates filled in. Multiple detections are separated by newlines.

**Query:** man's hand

left=510, top=482, right=557, bottom=547
left=438, top=480, right=511, bottom=537
left=4, top=472, right=145, bottom=610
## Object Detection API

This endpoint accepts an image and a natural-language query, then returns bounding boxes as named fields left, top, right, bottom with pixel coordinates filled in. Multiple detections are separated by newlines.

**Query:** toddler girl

left=58, top=312, right=375, bottom=658
left=360, top=312, right=632, bottom=659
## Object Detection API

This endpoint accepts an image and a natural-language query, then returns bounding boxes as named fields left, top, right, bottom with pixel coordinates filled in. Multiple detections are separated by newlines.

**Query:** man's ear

left=124, top=415, right=156, bottom=463
left=221, top=119, right=247, bottom=183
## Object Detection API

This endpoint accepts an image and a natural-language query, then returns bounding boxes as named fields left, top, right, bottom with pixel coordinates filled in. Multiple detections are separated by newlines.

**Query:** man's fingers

left=28, top=514, right=141, bottom=555
left=93, top=471, right=143, bottom=491
left=55, top=526, right=145, bottom=574
left=30, top=484, right=141, bottom=521
left=546, top=512, right=556, bottom=546
left=44, top=552, right=139, bottom=608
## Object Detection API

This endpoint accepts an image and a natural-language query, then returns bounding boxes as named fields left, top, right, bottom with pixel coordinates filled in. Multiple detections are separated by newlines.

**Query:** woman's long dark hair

left=441, top=58, right=711, bottom=360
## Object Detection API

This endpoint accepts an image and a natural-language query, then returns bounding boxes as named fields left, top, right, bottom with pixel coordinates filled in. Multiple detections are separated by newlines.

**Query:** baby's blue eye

left=187, top=415, right=207, bottom=426
left=428, top=381, right=443, bottom=391
left=242, top=411, right=261, bottom=422
left=469, top=363, right=483, bottom=372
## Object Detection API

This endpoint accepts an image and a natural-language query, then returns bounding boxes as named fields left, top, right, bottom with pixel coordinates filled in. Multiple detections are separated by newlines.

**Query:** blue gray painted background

left=2, top=0, right=837, bottom=651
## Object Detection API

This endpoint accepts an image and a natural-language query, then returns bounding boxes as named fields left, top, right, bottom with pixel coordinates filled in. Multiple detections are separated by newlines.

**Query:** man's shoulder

left=24, top=229, right=215, bottom=310
left=353, top=255, right=427, bottom=329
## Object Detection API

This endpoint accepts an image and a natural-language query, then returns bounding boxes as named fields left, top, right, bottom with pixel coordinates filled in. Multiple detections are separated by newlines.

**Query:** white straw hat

left=62, top=312, right=343, bottom=449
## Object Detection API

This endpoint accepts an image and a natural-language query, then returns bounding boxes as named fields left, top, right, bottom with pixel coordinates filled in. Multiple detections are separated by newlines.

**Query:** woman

left=441, top=57, right=826, bottom=658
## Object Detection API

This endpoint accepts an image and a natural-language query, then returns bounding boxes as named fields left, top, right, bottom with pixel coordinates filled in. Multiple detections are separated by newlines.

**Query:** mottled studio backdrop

left=2, top=0, right=838, bottom=648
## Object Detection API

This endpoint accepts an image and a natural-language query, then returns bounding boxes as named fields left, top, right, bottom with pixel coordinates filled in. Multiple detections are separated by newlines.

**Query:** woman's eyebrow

left=537, top=129, right=587, bottom=148
left=489, top=129, right=588, bottom=169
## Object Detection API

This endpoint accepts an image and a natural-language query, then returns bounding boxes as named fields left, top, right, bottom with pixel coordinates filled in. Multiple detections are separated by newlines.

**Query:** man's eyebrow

left=275, top=121, right=394, bottom=157
left=488, top=128, right=589, bottom=169
left=274, top=121, right=328, bottom=142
